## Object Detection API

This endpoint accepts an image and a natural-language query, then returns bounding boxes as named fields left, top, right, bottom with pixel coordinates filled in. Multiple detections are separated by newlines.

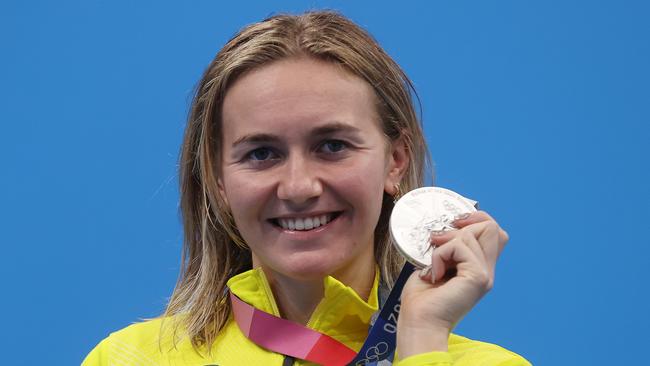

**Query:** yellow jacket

left=82, top=268, right=530, bottom=365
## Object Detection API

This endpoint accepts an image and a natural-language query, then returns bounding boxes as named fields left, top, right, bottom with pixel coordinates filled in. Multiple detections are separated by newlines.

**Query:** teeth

left=304, top=217, right=314, bottom=230
left=277, top=213, right=333, bottom=231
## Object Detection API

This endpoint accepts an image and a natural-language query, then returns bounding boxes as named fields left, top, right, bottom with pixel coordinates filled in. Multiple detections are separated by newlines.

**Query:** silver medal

left=389, top=187, right=478, bottom=268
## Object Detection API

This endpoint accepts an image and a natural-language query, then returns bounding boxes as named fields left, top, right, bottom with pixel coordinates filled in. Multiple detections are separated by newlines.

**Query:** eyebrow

left=231, top=121, right=363, bottom=148
left=232, top=133, right=279, bottom=148
left=311, top=121, right=362, bottom=137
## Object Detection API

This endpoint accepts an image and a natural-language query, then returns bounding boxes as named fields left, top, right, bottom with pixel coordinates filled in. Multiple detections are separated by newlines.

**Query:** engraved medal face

left=389, top=187, right=478, bottom=268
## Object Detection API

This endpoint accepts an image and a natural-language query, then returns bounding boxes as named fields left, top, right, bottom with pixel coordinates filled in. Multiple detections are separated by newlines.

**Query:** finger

left=452, top=210, right=494, bottom=227
left=428, top=210, right=506, bottom=244
left=452, top=211, right=509, bottom=248
left=458, top=228, right=488, bottom=268
left=430, top=238, right=482, bottom=284
left=456, top=220, right=506, bottom=278
left=429, top=229, right=455, bottom=246
left=430, top=228, right=487, bottom=269
left=431, top=239, right=493, bottom=294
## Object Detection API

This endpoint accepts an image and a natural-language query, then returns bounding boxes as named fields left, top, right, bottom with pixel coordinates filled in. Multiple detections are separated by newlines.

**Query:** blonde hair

left=163, top=10, right=430, bottom=352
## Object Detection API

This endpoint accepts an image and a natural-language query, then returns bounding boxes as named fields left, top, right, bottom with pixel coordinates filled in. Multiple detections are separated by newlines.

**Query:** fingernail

left=454, top=212, right=471, bottom=221
left=419, top=265, right=432, bottom=279
left=430, top=230, right=446, bottom=236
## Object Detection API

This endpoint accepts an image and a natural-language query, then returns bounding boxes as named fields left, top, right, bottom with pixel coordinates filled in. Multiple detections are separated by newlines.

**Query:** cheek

left=332, top=159, right=387, bottom=217
left=222, top=171, right=269, bottom=224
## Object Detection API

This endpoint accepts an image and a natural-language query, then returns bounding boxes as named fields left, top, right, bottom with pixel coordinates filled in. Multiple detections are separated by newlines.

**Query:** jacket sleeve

left=394, top=351, right=532, bottom=366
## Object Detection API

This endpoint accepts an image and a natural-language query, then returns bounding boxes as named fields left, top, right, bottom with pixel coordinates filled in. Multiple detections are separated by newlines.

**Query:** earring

left=393, top=182, right=404, bottom=203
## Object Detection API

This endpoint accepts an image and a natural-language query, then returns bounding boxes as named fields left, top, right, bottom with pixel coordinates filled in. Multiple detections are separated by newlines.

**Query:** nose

left=276, top=154, right=323, bottom=206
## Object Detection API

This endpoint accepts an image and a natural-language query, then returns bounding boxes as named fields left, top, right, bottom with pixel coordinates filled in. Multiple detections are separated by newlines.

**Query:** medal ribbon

left=230, top=262, right=415, bottom=366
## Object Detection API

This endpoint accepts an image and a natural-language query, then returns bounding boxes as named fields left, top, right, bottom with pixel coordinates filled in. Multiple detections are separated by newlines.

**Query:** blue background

left=2, top=1, right=648, bottom=365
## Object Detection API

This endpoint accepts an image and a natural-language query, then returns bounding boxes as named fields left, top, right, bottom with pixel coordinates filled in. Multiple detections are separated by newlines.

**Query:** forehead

left=221, top=57, right=381, bottom=141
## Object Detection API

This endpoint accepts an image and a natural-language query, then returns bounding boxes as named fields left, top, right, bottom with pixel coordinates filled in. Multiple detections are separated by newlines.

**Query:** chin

left=269, top=250, right=351, bottom=281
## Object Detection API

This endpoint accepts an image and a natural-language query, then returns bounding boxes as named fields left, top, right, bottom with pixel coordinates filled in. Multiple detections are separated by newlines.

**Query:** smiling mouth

left=270, top=211, right=343, bottom=231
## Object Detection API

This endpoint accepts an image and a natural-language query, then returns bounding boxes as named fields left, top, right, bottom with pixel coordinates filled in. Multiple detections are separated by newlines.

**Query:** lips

left=270, top=211, right=343, bottom=231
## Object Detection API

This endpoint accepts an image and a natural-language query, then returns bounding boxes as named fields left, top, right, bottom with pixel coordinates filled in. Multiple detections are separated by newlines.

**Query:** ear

left=384, top=136, right=410, bottom=196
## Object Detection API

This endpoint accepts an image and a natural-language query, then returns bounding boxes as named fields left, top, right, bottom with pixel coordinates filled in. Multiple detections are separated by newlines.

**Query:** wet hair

left=163, top=10, right=430, bottom=352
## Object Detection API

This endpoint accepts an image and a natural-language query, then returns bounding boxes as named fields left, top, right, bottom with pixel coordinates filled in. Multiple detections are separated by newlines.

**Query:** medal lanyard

left=230, top=262, right=415, bottom=366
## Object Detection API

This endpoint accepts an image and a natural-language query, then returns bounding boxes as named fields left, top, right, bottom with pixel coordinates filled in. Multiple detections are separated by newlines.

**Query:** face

left=220, top=57, right=405, bottom=281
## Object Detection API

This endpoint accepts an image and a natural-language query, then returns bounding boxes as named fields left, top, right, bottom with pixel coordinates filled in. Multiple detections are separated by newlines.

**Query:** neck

left=256, top=254, right=376, bottom=325
left=266, top=272, right=324, bottom=325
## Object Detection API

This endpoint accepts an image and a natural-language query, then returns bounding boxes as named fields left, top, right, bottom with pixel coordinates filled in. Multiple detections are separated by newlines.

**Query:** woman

left=83, top=11, right=530, bottom=366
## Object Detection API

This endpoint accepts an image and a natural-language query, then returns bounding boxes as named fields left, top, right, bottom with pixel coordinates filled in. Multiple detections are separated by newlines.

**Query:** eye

left=319, top=140, right=348, bottom=154
left=246, top=147, right=277, bottom=161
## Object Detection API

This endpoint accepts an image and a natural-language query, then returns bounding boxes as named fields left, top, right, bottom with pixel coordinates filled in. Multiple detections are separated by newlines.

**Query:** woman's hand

left=396, top=211, right=509, bottom=358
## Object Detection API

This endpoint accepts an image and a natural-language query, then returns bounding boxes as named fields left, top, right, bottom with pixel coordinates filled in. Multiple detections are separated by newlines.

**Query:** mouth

left=269, top=211, right=343, bottom=232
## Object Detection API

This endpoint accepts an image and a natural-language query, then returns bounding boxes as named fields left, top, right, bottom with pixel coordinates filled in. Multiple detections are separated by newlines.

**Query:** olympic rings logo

left=355, top=341, right=389, bottom=365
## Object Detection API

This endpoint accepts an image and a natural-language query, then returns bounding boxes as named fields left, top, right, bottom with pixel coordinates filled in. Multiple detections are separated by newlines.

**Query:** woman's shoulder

left=396, top=333, right=530, bottom=366
left=448, top=333, right=530, bottom=365
left=96, top=317, right=168, bottom=347
left=81, top=317, right=200, bottom=366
